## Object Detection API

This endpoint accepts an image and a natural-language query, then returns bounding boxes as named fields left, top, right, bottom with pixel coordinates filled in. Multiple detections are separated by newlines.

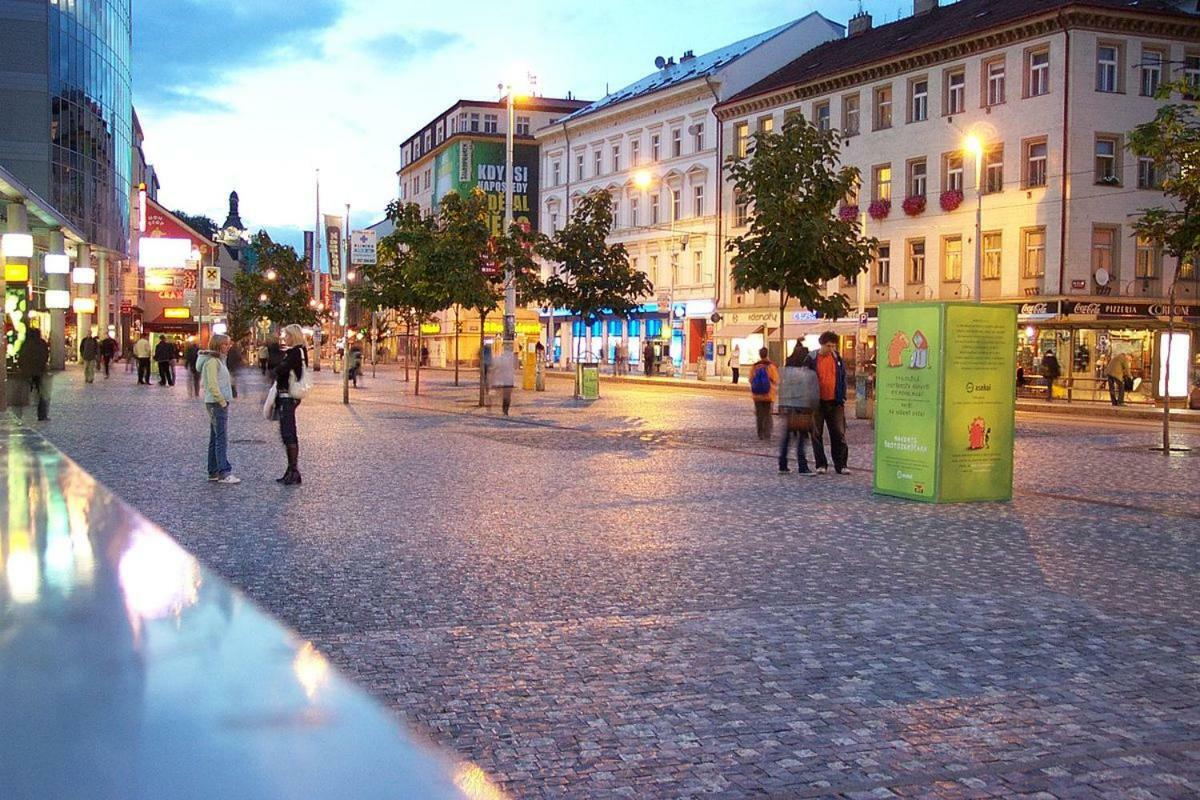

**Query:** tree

left=233, top=231, right=320, bottom=328
left=725, top=113, right=876, bottom=358
left=172, top=211, right=218, bottom=240
left=540, top=191, right=652, bottom=360
left=224, top=290, right=254, bottom=345
left=1128, top=77, right=1199, bottom=452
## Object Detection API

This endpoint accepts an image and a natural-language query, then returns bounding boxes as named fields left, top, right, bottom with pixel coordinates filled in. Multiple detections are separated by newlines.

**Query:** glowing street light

left=258, top=293, right=268, bottom=302
left=265, top=269, right=277, bottom=281
left=633, top=169, right=654, bottom=190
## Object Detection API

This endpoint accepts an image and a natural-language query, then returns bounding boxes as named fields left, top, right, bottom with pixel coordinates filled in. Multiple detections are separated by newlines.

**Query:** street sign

left=350, top=230, right=377, bottom=265
left=202, top=265, right=221, bottom=289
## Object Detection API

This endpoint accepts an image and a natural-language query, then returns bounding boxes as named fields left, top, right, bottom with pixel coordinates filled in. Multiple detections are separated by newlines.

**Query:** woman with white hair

left=273, top=324, right=309, bottom=485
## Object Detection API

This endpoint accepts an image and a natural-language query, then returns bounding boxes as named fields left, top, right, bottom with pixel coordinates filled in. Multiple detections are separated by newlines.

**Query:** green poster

left=578, top=363, right=600, bottom=400
left=874, top=304, right=943, bottom=501
left=939, top=305, right=1016, bottom=502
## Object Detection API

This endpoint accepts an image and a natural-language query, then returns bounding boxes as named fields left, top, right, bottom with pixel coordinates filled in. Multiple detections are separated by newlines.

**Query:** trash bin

left=576, top=361, right=600, bottom=400
left=855, top=372, right=875, bottom=420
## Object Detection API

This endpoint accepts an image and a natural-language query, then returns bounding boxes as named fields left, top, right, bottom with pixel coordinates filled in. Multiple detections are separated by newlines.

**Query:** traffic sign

left=350, top=230, right=377, bottom=265
left=202, top=265, right=221, bottom=289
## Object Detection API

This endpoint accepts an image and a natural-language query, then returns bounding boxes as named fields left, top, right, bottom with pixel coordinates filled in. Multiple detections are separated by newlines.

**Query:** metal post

left=343, top=203, right=351, bottom=405
left=76, top=243, right=92, bottom=346
left=197, top=247, right=204, bottom=344
left=503, top=89, right=516, bottom=355
left=313, top=169, right=322, bottom=371
left=974, top=153, right=983, bottom=304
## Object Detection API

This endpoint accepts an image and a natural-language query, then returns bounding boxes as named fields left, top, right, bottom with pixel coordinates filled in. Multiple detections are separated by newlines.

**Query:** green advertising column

left=874, top=302, right=1016, bottom=503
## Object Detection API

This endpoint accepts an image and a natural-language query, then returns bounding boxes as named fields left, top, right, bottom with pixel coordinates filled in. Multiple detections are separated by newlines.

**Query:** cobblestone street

left=26, top=364, right=1200, bottom=799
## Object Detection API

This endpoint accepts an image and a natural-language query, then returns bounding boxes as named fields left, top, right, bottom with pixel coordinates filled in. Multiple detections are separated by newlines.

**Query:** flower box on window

left=838, top=204, right=860, bottom=221
left=902, top=195, right=927, bottom=216
left=939, top=190, right=964, bottom=212
left=868, top=199, right=891, bottom=220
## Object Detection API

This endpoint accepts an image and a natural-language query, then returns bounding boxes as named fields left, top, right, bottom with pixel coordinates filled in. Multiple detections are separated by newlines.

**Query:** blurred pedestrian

left=728, top=344, right=742, bottom=384
left=99, top=333, right=118, bottom=378
left=266, top=336, right=283, bottom=376
left=348, top=341, right=363, bottom=387
left=273, top=324, right=309, bottom=485
left=79, top=330, right=99, bottom=383
left=777, top=343, right=817, bottom=474
left=748, top=347, right=779, bottom=441
left=257, top=342, right=269, bottom=374
left=227, top=340, right=244, bottom=398
left=1040, top=349, right=1061, bottom=402
left=122, top=336, right=135, bottom=373
left=197, top=333, right=239, bottom=484
left=806, top=331, right=849, bottom=475
left=133, top=332, right=152, bottom=385
left=1105, top=351, right=1131, bottom=406
left=481, top=341, right=494, bottom=392
left=17, top=327, right=51, bottom=421
left=420, top=344, right=429, bottom=367
left=643, top=341, right=654, bottom=377
left=184, top=338, right=201, bottom=397
left=154, top=336, right=176, bottom=386
left=491, top=347, right=516, bottom=415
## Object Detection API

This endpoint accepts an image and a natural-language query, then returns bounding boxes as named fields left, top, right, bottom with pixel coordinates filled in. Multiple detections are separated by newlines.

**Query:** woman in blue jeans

left=197, top=334, right=239, bottom=484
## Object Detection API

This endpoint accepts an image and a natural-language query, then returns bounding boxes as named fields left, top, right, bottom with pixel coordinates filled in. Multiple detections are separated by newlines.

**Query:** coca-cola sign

left=1063, top=300, right=1198, bottom=319
left=1018, top=301, right=1060, bottom=316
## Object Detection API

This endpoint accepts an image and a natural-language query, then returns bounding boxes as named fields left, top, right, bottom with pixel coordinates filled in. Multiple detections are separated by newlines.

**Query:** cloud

left=360, top=30, right=461, bottom=64
left=132, top=0, right=344, bottom=111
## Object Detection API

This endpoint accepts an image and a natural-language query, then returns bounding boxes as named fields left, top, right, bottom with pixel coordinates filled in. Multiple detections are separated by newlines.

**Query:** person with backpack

left=777, top=343, right=818, bottom=474
left=805, top=331, right=850, bottom=474
left=749, top=347, right=779, bottom=441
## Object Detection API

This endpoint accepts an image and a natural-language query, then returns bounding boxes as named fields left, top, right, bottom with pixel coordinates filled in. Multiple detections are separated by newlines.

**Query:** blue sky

left=134, top=0, right=878, bottom=250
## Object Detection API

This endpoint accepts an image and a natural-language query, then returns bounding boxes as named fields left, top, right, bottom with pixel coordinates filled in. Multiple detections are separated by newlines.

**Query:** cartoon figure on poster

left=909, top=329, right=929, bottom=368
left=886, top=331, right=909, bottom=367
left=968, top=416, right=991, bottom=450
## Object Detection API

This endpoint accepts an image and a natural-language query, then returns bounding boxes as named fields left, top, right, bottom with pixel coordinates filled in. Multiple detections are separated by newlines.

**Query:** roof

left=400, top=96, right=591, bottom=150
left=557, top=12, right=838, bottom=126
left=727, top=0, right=1198, bottom=107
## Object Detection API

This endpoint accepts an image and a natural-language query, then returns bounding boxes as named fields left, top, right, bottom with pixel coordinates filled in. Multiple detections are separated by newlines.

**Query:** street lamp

left=964, top=134, right=984, bottom=304
left=265, top=269, right=277, bottom=281
left=501, top=70, right=534, bottom=357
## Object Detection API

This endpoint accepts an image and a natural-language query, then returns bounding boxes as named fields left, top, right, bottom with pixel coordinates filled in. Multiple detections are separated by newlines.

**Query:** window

left=982, top=232, right=1002, bottom=279
left=1137, top=157, right=1158, bottom=190
left=1023, top=228, right=1047, bottom=278
left=693, top=122, right=705, bottom=151
left=873, top=164, right=892, bottom=202
left=484, top=113, right=498, bottom=133
left=611, top=143, right=620, bottom=173
left=651, top=133, right=661, bottom=161
left=758, top=116, right=774, bottom=134
left=424, top=169, right=431, bottom=190
left=875, top=243, right=891, bottom=285
left=470, top=112, right=480, bottom=132
left=649, top=255, right=659, bottom=287
left=593, top=148, right=603, bottom=176
left=630, top=138, right=640, bottom=165
left=671, top=128, right=682, bottom=157
left=874, top=85, right=892, bottom=130
left=945, top=69, right=966, bottom=114
left=436, top=123, right=444, bottom=144
left=814, top=102, right=831, bottom=131
left=1095, top=135, right=1120, bottom=184
left=552, top=161, right=561, bottom=187
left=1135, top=235, right=1160, bottom=278
left=734, top=190, right=749, bottom=227
left=944, top=153, right=964, bottom=192
left=693, top=184, right=705, bottom=217
left=516, top=116, right=531, bottom=136
left=1091, top=226, right=1116, bottom=279
left=1141, top=48, right=1164, bottom=96
left=650, top=193, right=660, bottom=224
left=671, top=188, right=681, bottom=221
left=909, top=78, right=928, bottom=122
left=1024, top=138, right=1048, bottom=188
left=734, top=122, right=749, bottom=158
left=454, top=114, right=464, bottom=132
left=1185, top=54, right=1200, bottom=98
left=942, top=236, right=962, bottom=282
left=576, top=153, right=584, bottom=181
left=907, top=239, right=926, bottom=284
left=549, top=212, right=559, bottom=234
left=1096, top=44, right=1120, bottom=92
left=985, top=145, right=1004, bottom=193
left=842, top=94, right=860, bottom=135
left=985, top=58, right=1006, bottom=106
left=1026, top=49, right=1050, bottom=97
left=907, top=159, right=927, bottom=197
left=693, top=251, right=703, bottom=283
left=629, top=196, right=639, bottom=227
left=1180, top=256, right=1197, bottom=281
left=423, top=131, right=431, bottom=150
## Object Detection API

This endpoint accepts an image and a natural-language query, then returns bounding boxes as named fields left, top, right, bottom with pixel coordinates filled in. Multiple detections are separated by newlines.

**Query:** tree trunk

left=416, top=326, right=422, bottom=396
left=478, top=311, right=487, bottom=407
left=454, top=305, right=460, bottom=387
left=404, top=319, right=411, bottom=383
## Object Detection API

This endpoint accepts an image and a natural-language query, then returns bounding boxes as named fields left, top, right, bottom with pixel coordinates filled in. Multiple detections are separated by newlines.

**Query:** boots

left=277, top=444, right=302, bottom=485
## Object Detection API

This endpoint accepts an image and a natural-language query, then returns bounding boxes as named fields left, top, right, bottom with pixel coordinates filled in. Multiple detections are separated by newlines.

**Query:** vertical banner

left=303, top=231, right=314, bottom=271
left=323, top=213, right=342, bottom=283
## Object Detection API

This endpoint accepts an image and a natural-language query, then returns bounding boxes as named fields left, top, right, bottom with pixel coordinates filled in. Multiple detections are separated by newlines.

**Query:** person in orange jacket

left=748, top=347, right=779, bottom=441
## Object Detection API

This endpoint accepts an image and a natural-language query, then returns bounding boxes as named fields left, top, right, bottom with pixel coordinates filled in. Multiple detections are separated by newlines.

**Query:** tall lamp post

left=502, top=84, right=518, bottom=356
left=965, top=135, right=984, bottom=304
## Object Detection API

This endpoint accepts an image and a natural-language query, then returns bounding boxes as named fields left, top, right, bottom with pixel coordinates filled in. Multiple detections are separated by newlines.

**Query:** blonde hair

left=208, top=333, right=230, bottom=350
left=282, top=324, right=306, bottom=348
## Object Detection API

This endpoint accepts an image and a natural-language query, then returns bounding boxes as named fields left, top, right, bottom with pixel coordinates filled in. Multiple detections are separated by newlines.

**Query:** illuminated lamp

left=164, top=307, right=192, bottom=320
left=72, top=266, right=96, bottom=284
left=44, top=253, right=70, bottom=274
left=5, top=263, right=29, bottom=282
left=45, top=289, right=70, bottom=309
left=73, top=297, right=96, bottom=314
left=139, top=237, right=192, bottom=269
left=1, top=232, right=33, bottom=258
left=211, top=322, right=228, bottom=335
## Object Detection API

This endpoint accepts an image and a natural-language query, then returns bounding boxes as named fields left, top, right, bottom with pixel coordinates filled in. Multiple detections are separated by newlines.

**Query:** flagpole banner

left=303, top=231, right=314, bottom=271
left=323, top=214, right=342, bottom=282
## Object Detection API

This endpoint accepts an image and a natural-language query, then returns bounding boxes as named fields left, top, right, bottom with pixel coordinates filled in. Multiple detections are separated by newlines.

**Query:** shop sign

left=164, top=307, right=191, bottom=320
left=420, top=322, right=441, bottom=335
left=350, top=230, right=377, bottom=265
left=685, top=299, right=716, bottom=317
left=1017, top=300, right=1061, bottom=317
left=1062, top=300, right=1198, bottom=319
left=790, top=310, right=820, bottom=322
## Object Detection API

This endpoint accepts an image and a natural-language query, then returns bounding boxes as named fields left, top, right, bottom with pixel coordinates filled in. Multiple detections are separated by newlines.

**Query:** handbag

left=1123, top=376, right=1134, bottom=392
left=262, top=383, right=278, bottom=420
left=288, top=368, right=312, bottom=399
left=787, top=409, right=813, bottom=433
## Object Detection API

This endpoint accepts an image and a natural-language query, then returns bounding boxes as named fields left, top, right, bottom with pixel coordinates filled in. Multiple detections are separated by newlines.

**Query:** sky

left=133, top=0, right=879, bottom=251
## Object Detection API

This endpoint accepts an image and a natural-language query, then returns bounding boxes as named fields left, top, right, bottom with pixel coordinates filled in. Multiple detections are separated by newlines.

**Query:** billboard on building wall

left=432, top=138, right=540, bottom=235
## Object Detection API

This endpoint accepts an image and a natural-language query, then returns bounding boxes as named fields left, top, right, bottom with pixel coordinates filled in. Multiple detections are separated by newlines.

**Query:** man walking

left=749, top=347, right=779, bottom=441
left=806, top=331, right=849, bottom=474
left=133, top=333, right=153, bottom=385
left=99, top=333, right=118, bottom=378
left=18, top=327, right=51, bottom=421
left=79, top=330, right=100, bottom=383
left=491, top=347, right=517, bottom=415
left=1105, top=351, right=1131, bottom=406
left=643, top=341, right=654, bottom=377
left=1040, top=349, right=1061, bottom=402
left=154, top=336, right=176, bottom=386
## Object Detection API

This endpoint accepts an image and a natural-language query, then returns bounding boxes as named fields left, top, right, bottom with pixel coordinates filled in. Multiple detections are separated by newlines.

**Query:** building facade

left=714, top=0, right=1200, bottom=402
left=535, top=13, right=843, bottom=373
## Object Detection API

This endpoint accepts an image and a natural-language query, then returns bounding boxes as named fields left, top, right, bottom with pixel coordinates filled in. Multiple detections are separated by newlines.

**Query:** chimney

left=848, top=10, right=873, bottom=35
left=681, top=50, right=695, bottom=62
left=913, top=0, right=938, bottom=15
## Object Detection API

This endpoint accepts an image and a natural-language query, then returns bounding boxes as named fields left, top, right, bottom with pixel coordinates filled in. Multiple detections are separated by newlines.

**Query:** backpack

left=750, top=363, right=772, bottom=395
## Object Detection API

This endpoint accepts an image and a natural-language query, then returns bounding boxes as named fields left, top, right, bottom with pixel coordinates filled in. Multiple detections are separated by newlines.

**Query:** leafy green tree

left=224, top=290, right=254, bottom=345
left=233, top=231, right=319, bottom=328
left=172, top=211, right=218, bottom=240
left=539, top=191, right=652, bottom=358
left=725, top=113, right=875, bottom=357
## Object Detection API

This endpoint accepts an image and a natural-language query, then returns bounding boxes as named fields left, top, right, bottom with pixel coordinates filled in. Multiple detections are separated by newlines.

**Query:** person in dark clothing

left=348, top=343, right=363, bottom=387
left=643, top=342, right=654, bottom=376
left=227, top=341, right=245, bottom=398
left=154, top=337, right=176, bottom=386
left=99, top=335, right=118, bottom=378
left=805, top=331, right=850, bottom=475
left=420, top=345, right=429, bottom=367
left=266, top=337, right=284, bottom=376
left=1040, top=350, right=1061, bottom=402
left=184, top=340, right=201, bottom=397
left=273, top=324, right=309, bottom=485
left=18, top=328, right=51, bottom=421
left=79, top=333, right=100, bottom=383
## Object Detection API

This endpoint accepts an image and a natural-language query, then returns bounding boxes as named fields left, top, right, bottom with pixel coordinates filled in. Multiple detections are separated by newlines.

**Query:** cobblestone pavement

left=22, top=364, right=1200, bottom=799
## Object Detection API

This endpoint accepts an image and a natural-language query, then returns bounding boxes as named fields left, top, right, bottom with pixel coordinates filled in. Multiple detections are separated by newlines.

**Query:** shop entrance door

left=688, top=318, right=706, bottom=364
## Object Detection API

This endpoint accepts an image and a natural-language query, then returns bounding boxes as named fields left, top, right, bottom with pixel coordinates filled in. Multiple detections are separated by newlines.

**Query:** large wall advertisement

left=433, top=139, right=540, bottom=235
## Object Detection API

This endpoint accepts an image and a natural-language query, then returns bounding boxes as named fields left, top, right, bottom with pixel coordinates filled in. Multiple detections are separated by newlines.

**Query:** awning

left=716, top=323, right=765, bottom=338
left=772, top=320, right=868, bottom=339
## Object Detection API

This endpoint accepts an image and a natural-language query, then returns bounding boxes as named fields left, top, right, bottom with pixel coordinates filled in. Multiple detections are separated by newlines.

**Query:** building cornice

left=537, top=81, right=716, bottom=145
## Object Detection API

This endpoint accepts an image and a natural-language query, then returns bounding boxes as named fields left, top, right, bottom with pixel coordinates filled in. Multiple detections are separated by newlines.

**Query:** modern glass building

left=0, top=0, right=133, bottom=255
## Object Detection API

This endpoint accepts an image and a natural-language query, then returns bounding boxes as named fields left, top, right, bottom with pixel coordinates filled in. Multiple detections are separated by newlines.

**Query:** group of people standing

left=748, top=331, right=851, bottom=476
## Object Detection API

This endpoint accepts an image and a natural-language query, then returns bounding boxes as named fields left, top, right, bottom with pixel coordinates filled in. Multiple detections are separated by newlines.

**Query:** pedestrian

left=643, top=341, right=654, bottom=377
left=99, top=333, right=117, bottom=378
left=227, top=340, right=244, bottom=398
left=348, top=341, right=363, bottom=387
left=728, top=344, right=742, bottom=384
left=777, top=343, right=818, bottom=474
left=273, top=324, right=309, bottom=486
left=154, top=336, right=176, bottom=386
left=257, top=343, right=269, bottom=374
left=490, top=347, right=517, bottom=415
left=481, top=341, right=494, bottom=391
left=267, top=336, right=284, bottom=377
left=806, top=331, right=850, bottom=475
left=17, top=327, right=51, bottom=421
left=197, top=333, right=240, bottom=484
left=122, top=336, right=135, bottom=373
left=748, top=347, right=779, bottom=441
left=79, top=330, right=99, bottom=383
left=1040, top=349, right=1061, bottom=402
left=1105, top=351, right=1131, bottom=406
left=184, top=337, right=201, bottom=397
left=133, top=332, right=153, bottom=385
left=420, top=344, right=429, bottom=367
